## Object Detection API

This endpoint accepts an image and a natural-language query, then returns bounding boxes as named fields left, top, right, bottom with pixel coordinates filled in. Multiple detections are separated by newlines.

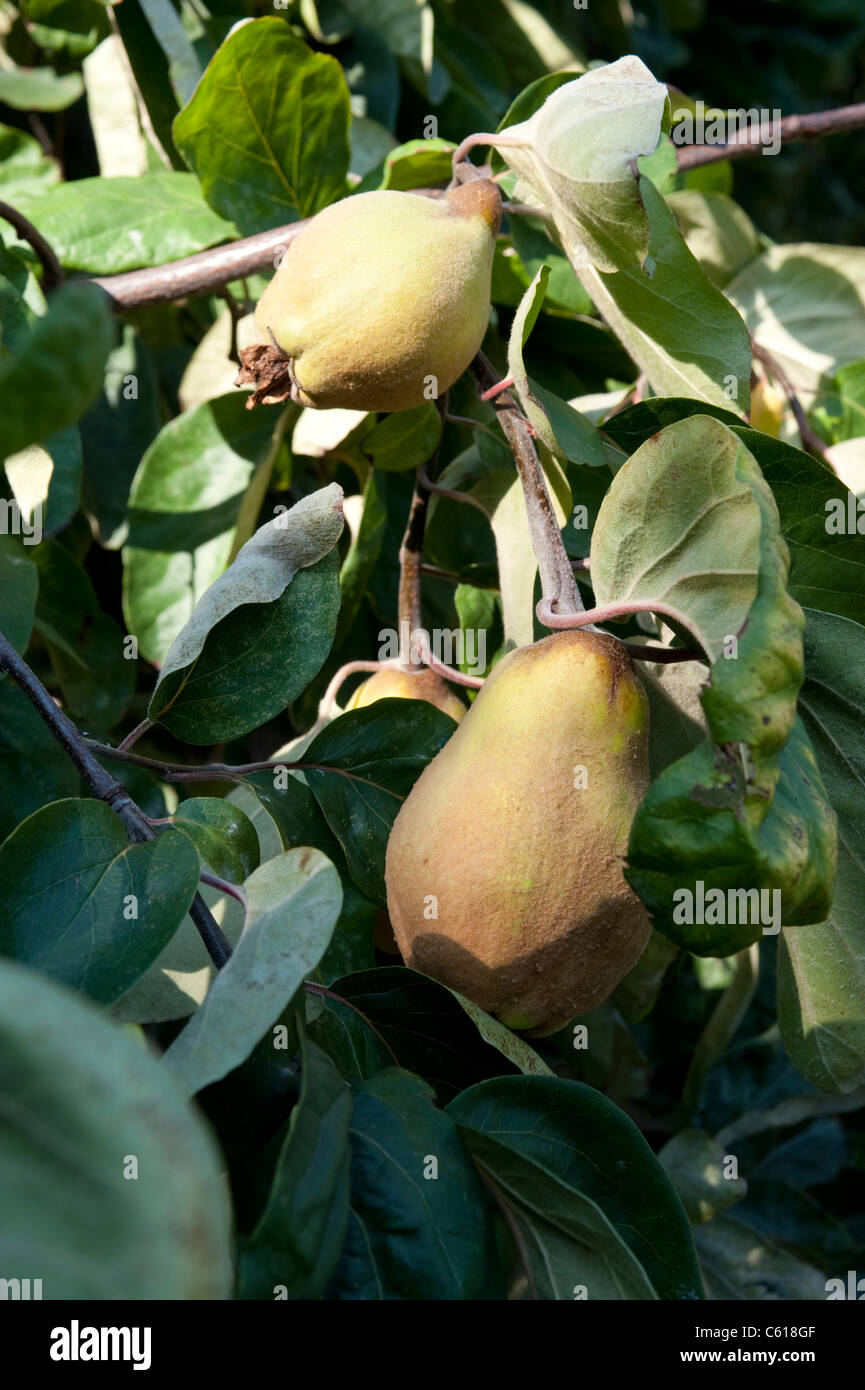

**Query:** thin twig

left=117, top=717, right=153, bottom=752
left=417, top=464, right=492, bottom=517
left=318, top=659, right=386, bottom=719
left=200, top=870, right=248, bottom=914
left=0, top=633, right=232, bottom=968
left=0, top=199, right=63, bottom=290
left=751, top=341, right=829, bottom=464
left=419, top=562, right=499, bottom=590
left=412, top=631, right=485, bottom=689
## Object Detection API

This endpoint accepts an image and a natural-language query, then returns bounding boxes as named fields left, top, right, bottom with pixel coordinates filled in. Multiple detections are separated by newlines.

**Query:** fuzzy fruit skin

left=385, top=630, right=651, bottom=1036
left=254, top=182, right=501, bottom=413
left=347, top=667, right=465, bottom=723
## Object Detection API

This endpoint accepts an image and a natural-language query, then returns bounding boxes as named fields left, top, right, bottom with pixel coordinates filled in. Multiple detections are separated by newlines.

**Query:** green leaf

left=112, top=0, right=185, bottom=167
left=666, top=190, right=761, bottom=290
left=307, top=965, right=549, bottom=1101
left=123, top=393, right=289, bottom=666
left=149, top=547, right=341, bottom=744
left=137, top=0, right=202, bottom=106
left=341, top=0, right=433, bottom=65
left=173, top=18, right=351, bottom=236
left=172, top=796, right=260, bottom=884
left=0, top=282, right=114, bottom=460
left=303, top=701, right=457, bottom=904
left=0, top=536, right=37, bottom=655
left=727, top=242, right=865, bottom=398
left=778, top=608, right=865, bottom=1094
left=32, top=538, right=135, bottom=727
left=0, top=957, right=232, bottom=1297
left=601, top=399, right=865, bottom=627
left=79, top=324, right=162, bottom=548
left=448, top=1076, right=703, bottom=1300
left=0, top=121, right=60, bottom=200
left=150, top=478, right=343, bottom=687
left=244, top=766, right=378, bottom=983
left=378, top=137, right=454, bottom=190
left=163, top=848, right=342, bottom=1094
left=0, top=680, right=81, bottom=839
left=494, top=55, right=667, bottom=273
left=629, top=716, right=836, bottom=956
left=5, top=173, right=236, bottom=273
left=0, top=63, right=83, bottom=112
left=328, top=1068, right=503, bottom=1300
left=695, top=1215, right=828, bottom=1300
left=812, top=358, right=865, bottom=445
left=360, top=403, right=441, bottom=472
left=110, top=784, right=277, bottom=1025
left=334, top=468, right=387, bottom=649
left=580, top=179, right=751, bottom=412
left=0, top=800, right=200, bottom=1003
left=509, top=215, right=594, bottom=314
left=590, top=414, right=762, bottom=660
left=238, top=1035, right=352, bottom=1299
left=0, top=238, right=42, bottom=355
left=659, top=1129, right=748, bottom=1224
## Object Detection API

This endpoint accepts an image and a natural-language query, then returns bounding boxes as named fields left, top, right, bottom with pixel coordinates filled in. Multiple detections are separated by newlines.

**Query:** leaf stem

left=200, top=870, right=248, bottom=914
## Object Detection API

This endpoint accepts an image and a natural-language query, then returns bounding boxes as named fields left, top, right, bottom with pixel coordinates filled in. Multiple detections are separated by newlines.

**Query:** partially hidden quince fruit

left=750, top=377, right=785, bottom=437
left=347, top=666, right=465, bottom=723
left=236, top=180, right=501, bottom=413
left=384, top=629, right=652, bottom=1036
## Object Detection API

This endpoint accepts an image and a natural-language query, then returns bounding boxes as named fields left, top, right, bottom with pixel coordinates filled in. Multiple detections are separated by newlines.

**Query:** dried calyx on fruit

left=236, top=180, right=502, bottom=414
left=385, top=630, right=652, bottom=1036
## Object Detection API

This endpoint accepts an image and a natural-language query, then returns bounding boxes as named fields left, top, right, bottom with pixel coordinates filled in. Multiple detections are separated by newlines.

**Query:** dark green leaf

left=150, top=549, right=341, bottom=743
left=0, top=799, right=200, bottom=1003
left=172, top=796, right=260, bottom=884
left=304, top=700, right=456, bottom=903
left=238, top=1036, right=352, bottom=1299
left=328, top=1068, right=503, bottom=1300
left=32, top=538, right=135, bottom=727
left=0, top=282, right=114, bottom=459
left=448, top=1075, right=703, bottom=1301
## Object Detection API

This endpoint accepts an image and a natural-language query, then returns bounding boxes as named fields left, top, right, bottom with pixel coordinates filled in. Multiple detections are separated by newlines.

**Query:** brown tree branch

left=473, top=353, right=582, bottom=619
left=675, top=102, right=865, bottom=169
left=82, top=103, right=864, bottom=313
